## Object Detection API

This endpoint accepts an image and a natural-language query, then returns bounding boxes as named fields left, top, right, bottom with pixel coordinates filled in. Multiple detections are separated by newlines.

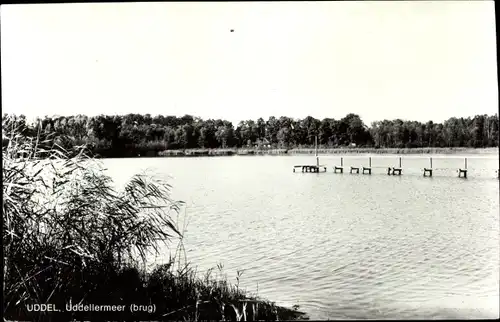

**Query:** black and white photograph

left=2, top=1, right=499, bottom=321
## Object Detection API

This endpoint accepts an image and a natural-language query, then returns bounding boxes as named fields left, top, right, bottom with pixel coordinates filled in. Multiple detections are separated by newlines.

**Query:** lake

left=103, top=154, right=499, bottom=319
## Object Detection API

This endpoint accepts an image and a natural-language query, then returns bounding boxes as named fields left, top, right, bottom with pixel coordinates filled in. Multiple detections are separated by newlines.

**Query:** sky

left=1, top=1, right=498, bottom=127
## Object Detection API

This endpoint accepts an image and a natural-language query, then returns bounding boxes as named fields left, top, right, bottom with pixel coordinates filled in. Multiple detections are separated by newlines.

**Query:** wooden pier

left=293, top=155, right=497, bottom=178
left=293, top=136, right=327, bottom=173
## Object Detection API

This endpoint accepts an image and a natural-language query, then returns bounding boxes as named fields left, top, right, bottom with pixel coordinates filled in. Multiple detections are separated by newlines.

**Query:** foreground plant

left=2, top=115, right=307, bottom=321
left=3, top=117, right=183, bottom=320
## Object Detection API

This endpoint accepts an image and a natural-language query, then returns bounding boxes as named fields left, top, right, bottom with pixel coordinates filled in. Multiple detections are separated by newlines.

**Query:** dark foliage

left=3, top=113, right=498, bottom=158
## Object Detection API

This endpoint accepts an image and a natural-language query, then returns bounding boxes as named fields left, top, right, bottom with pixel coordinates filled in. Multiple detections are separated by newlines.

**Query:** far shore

left=153, top=147, right=499, bottom=158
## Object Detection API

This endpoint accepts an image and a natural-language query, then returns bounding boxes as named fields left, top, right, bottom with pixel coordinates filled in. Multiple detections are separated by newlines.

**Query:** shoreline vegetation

left=157, top=147, right=499, bottom=157
left=2, top=112, right=498, bottom=159
left=2, top=116, right=307, bottom=321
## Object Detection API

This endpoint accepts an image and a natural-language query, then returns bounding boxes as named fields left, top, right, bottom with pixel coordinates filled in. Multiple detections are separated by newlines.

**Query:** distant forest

left=2, top=113, right=499, bottom=157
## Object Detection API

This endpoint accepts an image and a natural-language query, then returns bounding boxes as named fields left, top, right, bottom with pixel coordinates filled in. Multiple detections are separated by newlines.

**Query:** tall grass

left=3, top=117, right=182, bottom=319
left=2, top=116, right=307, bottom=321
left=158, top=148, right=289, bottom=157
left=158, top=149, right=236, bottom=157
left=287, top=147, right=499, bottom=155
left=157, top=147, right=499, bottom=158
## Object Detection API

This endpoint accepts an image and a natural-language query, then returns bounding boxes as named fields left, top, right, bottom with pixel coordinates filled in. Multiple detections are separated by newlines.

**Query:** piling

left=315, top=136, right=318, bottom=156
left=315, top=136, right=319, bottom=167
left=363, top=157, right=372, bottom=174
left=294, top=156, right=496, bottom=178
left=424, top=157, right=433, bottom=177
left=333, top=156, right=344, bottom=173
left=458, top=158, right=468, bottom=178
left=389, top=157, right=402, bottom=175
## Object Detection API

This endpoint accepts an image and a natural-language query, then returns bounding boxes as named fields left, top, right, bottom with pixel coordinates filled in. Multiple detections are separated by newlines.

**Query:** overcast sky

left=1, top=1, right=497, bottom=126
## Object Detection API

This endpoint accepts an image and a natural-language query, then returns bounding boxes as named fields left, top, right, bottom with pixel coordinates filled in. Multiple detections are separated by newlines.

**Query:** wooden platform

left=333, top=166, right=344, bottom=173
left=290, top=156, right=497, bottom=179
left=387, top=167, right=402, bottom=175
left=293, top=165, right=327, bottom=173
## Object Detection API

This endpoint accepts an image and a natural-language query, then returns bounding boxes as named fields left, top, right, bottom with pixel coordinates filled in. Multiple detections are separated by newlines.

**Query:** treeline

left=2, top=113, right=499, bottom=157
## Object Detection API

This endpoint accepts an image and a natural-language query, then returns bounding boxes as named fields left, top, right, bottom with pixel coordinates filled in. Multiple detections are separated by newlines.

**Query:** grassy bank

left=2, top=119, right=307, bottom=321
left=157, top=147, right=499, bottom=157
left=157, top=148, right=289, bottom=157
left=287, top=147, right=499, bottom=155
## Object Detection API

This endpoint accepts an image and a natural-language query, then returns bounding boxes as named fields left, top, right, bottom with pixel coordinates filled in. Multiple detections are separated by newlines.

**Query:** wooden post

left=315, top=136, right=319, bottom=168
left=430, top=157, right=433, bottom=168
left=341, top=157, right=343, bottom=167
left=369, top=157, right=371, bottom=168
left=315, top=136, right=318, bottom=157
left=399, top=157, right=402, bottom=168
left=465, top=158, right=467, bottom=169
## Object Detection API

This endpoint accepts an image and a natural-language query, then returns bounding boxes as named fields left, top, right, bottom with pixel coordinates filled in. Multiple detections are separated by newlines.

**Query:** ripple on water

left=104, top=156, right=500, bottom=320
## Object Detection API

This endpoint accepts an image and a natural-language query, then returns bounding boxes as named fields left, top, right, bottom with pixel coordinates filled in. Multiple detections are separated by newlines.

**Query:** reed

left=2, top=116, right=306, bottom=321
left=156, top=147, right=498, bottom=157
left=158, top=149, right=238, bottom=157
left=158, top=148, right=289, bottom=157
left=287, top=147, right=499, bottom=155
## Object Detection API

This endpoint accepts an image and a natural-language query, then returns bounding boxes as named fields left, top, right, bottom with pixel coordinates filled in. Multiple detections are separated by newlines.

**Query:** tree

left=319, top=118, right=334, bottom=146
left=471, top=115, right=485, bottom=148
left=256, top=118, right=266, bottom=142
left=265, top=116, right=279, bottom=146
left=3, top=111, right=498, bottom=156
left=277, top=127, right=291, bottom=148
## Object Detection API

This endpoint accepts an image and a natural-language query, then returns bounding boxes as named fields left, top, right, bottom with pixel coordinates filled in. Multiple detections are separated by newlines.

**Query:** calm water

left=103, top=154, right=499, bottom=320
